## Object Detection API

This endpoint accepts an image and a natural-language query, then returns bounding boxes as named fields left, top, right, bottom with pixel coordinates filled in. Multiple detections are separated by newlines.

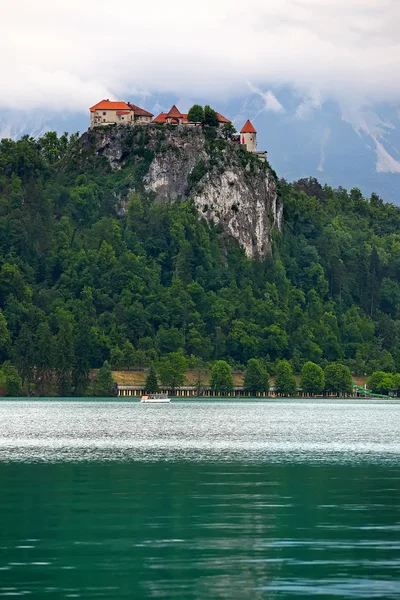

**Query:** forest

left=0, top=129, right=400, bottom=395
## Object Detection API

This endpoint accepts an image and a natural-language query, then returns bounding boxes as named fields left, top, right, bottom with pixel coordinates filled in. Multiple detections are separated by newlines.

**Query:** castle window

left=103, top=112, right=106, bottom=116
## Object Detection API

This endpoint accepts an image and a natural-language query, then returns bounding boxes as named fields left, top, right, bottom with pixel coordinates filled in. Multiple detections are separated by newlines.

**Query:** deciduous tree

left=2, top=362, right=22, bottom=396
left=367, top=371, right=394, bottom=395
left=210, top=360, right=234, bottom=394
left=275, top=360, right=297, bottom=396
left=203, top=105, right=219, bottom=127
left=300, top=361, right=325, bottom=395
left=324, top=363, right=352, bottom=395
left=158, top=352, right=187, bottom=391
left=244, top=358, right=269, bottom=395
left=187, top=104, right=205, bottom=123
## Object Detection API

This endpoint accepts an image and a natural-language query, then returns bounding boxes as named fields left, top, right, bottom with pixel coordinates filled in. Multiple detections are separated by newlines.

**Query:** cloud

left=295, top=90, right=322, bottom=120
left=247, top=84, right=285, bottom=113
left=262, top=91, right=285, bottom=113
left=1, top=0, right=400, bottom=112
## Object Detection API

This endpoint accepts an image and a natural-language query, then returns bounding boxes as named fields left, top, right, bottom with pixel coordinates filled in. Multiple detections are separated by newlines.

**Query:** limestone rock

left=81, top=125, right=282, bottom=258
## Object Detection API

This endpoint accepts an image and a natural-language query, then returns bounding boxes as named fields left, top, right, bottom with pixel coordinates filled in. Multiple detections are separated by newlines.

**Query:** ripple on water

left=0, top=400, right=399, bottom=599
left=0, top=400, right=399, bottom=464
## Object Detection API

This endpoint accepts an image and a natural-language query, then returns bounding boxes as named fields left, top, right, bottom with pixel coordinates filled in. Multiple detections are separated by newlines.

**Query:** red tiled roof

left=116, top=110, right=130, bottom=115
left=241, top=119, right=256, bottom=133
left=153, top=107, right=229, bottom=125
left=90, top=100, right=131, bottom=113
left=153, top=112, right=167, bottom=123
left=166, top=105, right=183, bottom=118
left=128, top=103, right=154, bottom=117
left=153, top=111, right=188, bottom=124
left=216, top=113, right=230, bottom=124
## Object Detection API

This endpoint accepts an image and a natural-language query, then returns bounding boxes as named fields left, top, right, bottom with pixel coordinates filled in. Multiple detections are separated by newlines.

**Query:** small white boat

left=141, top=393, right=171, bottom=403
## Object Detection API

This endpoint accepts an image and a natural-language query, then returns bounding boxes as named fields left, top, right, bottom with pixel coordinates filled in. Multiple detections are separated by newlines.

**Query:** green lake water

left=0, top=400, right=399, bottom=599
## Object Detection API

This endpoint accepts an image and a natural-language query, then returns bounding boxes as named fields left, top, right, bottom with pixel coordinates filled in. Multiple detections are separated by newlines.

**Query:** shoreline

left=0, top=396, right=399, bottom=403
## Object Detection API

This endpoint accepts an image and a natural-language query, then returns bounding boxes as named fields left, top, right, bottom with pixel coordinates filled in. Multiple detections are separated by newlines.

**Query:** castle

left=89, top=100, right=263, bottom=157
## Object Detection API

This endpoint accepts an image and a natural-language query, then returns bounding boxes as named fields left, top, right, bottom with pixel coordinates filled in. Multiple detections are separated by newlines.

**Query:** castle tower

left=240, top=120, right=257, bottom=152
left=165, top=105, right=184, bottom=124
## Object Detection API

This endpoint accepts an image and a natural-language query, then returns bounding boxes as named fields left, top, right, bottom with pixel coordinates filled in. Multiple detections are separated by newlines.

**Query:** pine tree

left=145, top=363, right=159, bottom=393
left=13, top=323, right=34, bottom=385
left=93, top=361, right=115, bottom=397
left=73, top=320, right=92, bottom=396
left=35, top=321, right=54, bottom=396
left=55, top=313, right=75, bottom=396
left=0, top=309, right=11, bottom=363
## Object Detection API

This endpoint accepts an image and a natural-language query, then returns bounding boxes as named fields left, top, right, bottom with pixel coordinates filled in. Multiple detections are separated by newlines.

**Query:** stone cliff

left=79, top=125, right=282, bottom=258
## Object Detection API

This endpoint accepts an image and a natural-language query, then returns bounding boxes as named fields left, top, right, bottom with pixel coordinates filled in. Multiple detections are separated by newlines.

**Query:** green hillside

left=0, top=128, right=399, bottom=395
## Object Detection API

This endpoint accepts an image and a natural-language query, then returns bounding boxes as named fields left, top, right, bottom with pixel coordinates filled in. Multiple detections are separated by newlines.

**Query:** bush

left=6, top=373, right=22, bottom=396
left=187, top=159, right=208, bottom=193
left=1, top=362, right=23, bottom=397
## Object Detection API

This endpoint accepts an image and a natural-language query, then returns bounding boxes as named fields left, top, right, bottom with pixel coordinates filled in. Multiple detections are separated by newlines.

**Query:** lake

left=0, top=400, right=399, bottom=599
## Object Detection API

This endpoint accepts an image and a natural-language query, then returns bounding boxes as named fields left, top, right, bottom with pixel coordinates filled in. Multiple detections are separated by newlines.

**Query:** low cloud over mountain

left=2, top=0, right=400, bottom=112
left=1, top=1, right=399, bottom=201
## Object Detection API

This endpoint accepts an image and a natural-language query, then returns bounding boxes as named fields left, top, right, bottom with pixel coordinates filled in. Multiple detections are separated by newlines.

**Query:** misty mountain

left=1, top=93, right=399, bottom=204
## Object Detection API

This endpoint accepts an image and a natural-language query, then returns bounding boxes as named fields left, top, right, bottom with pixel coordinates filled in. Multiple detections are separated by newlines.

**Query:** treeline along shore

left=1, top=128, right=400, bottom=398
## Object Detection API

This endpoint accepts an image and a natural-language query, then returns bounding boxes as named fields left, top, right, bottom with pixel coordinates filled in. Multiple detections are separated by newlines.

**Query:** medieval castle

left=89, top=100, right=264, bottom=158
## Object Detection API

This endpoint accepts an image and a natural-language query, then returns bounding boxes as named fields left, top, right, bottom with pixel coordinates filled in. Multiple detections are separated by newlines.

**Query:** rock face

left=83, top=125, right=282, bottom=258
left=191, top=162, right=280, bottom=258
left=144, top=127, right=207, bottom=202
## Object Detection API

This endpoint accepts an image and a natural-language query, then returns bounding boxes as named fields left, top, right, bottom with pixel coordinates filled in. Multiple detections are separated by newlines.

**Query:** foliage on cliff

left=0, top=131, right=400, bottom=394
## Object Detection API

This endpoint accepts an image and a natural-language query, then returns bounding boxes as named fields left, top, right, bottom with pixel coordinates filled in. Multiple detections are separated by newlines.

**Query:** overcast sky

left=1, top=0, right=399, bottom=113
